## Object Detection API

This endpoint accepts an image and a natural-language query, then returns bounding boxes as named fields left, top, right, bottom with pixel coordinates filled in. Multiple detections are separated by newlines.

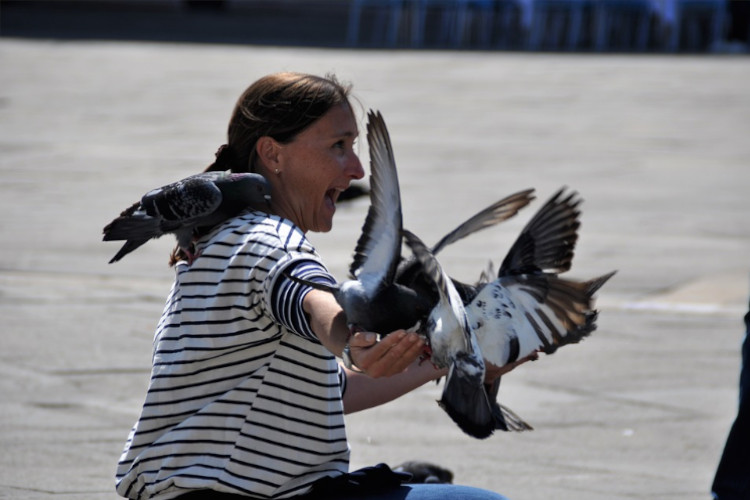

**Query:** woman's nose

left=348, top=153, right=365, bottom=180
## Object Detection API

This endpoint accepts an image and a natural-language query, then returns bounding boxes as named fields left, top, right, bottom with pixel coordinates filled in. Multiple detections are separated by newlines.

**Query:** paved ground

left=1, top=37, right=749, bottom=500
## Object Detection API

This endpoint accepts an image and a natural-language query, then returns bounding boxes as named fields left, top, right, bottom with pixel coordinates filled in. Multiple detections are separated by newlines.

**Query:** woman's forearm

left=304, top=289, right=350, bottom=356
left=303, top=289, right=448, bottom=413
left=342, top=358, right=447, bottom=414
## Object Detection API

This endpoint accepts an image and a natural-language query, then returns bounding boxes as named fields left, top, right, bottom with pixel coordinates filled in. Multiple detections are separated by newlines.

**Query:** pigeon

left=402, top=229, right=504, bottom=439
left=463, top=188, right=617, bottom=369
left=393, top=461, right=454, bottom=484
left=285, top=110, right=534, bottom=335
left=403, top=189, right=615, bottom=438
left=103, top=171, right=271, bottom=264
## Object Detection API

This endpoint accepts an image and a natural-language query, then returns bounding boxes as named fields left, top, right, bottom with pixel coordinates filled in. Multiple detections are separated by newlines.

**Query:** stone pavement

left=1, top=38, right=749, bottom=499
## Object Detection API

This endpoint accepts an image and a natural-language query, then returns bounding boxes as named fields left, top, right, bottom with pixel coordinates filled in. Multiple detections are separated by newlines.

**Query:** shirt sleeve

left=269, top=258, right=337, bottom=341
left=338, top=363, right=348, bottom=395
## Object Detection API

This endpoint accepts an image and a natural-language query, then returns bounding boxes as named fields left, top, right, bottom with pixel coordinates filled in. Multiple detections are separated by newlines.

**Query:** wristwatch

left=342, top=341, right=355, bottom=370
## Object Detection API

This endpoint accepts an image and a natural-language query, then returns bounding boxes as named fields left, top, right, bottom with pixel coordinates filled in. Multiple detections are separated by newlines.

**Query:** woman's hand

left=348, top=330, right=426, bottom=378
left=484, top=351, right=539, bottom=384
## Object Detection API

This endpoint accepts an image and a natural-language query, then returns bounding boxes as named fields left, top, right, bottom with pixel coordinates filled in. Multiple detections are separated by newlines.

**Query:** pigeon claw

left=185, top=247, right=202, bottom=266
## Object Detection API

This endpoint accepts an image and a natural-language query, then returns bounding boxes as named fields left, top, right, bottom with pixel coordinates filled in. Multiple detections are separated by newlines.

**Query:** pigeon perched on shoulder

left=285, top=110, right=533, bottom=335
left=103, top=171, right=270, bottom=264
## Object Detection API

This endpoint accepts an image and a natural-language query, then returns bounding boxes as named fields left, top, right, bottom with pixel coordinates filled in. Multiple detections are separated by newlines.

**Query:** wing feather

left=143, top=173, right=223, bottom=222
left=431, top=188, right=535, bottom=255
left=470, top=271, right=615, bottom=366
left=499, top=187, right=582, bottom=276
left=349, top=111, right=403, bottom=297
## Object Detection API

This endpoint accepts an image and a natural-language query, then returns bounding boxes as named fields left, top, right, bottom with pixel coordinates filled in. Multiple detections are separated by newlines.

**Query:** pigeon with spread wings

left=403, top=188, right=615, bottom=438
left=464, top=188, right=616, bottom=369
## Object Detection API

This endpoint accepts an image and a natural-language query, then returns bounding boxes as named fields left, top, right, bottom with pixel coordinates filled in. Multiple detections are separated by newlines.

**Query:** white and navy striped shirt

left=116, top=211, right=349, bottom=499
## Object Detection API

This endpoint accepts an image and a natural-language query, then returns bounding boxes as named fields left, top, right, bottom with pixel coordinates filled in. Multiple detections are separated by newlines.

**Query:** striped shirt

left=116, top=211, right=349, bottom=499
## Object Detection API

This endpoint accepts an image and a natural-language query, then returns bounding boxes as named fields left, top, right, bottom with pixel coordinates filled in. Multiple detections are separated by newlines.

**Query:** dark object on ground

left=393, top=461, right=454, bottom=484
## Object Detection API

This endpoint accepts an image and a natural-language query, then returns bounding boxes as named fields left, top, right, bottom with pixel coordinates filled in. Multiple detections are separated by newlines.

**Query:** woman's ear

left=256, top=136, right=280, bottom=168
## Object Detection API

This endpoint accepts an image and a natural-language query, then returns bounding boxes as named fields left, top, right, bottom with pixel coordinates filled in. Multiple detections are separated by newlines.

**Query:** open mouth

left=325, top=188, right=344, bottom=209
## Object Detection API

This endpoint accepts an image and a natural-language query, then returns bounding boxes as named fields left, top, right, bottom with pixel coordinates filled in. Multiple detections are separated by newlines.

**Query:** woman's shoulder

left=199, top=211, right=317, bottom=256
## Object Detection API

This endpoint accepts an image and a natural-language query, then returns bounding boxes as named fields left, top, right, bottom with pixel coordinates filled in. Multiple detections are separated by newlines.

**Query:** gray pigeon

left=393, top=461, right=454, bottom=484
left=285, top=110, right=534, bottom=335
left=103, top=171, right=271, bottom=264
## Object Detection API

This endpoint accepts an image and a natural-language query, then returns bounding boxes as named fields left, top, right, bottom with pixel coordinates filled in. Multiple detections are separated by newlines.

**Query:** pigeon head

left=225, top=172, right=272, bottom=208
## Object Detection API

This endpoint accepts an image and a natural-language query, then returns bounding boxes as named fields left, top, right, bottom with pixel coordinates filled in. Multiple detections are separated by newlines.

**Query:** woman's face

left=270, top=103, right=365, bottom=233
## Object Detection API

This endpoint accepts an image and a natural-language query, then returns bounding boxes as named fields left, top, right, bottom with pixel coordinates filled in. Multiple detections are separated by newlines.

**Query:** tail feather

left=584, top=270, right=617, bottom=296
left=104, top=212, right=165, bottom=263
left=102, top=214, right=162, bottom=242
left=108, top=239, right=151, bottom=264
left=492, top=401, right=534, bottom=432
left=438, top=363, right=495, bottom=439
left=486, top=378, right=533, bottom=432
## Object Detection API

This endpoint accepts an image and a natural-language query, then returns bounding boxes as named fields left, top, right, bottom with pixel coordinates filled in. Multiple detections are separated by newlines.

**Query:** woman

left=116, top=72, right=515, bottom=500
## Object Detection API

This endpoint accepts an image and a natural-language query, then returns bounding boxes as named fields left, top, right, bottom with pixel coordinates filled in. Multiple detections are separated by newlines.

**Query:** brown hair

left=205, top=72, right=354, bottom=174
left=169, top=72, right=354, bottom=266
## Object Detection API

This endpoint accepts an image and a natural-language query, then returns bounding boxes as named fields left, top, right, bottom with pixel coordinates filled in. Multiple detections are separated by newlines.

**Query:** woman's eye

left=334, top=138, right=357, bottom=152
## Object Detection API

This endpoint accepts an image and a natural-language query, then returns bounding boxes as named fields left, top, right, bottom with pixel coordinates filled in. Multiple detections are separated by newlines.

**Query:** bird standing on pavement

left=103, top=170, right=271, bottom=264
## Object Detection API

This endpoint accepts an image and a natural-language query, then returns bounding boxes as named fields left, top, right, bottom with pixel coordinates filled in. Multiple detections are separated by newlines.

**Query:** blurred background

left=1, top=2, right=749, bottom=499
left=1, top=0, right=748, bottom=53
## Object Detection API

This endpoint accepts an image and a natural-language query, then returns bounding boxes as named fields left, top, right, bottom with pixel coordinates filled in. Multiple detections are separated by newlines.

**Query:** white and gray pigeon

left=403, top=188, right=615, bottom=439
left=402, top=229, right=517, bottom=439
left=103, top=170, right=271, bottom=264
left=464, top=188, right=616, bottom=369
left=286, top=110, right=534, bottom=335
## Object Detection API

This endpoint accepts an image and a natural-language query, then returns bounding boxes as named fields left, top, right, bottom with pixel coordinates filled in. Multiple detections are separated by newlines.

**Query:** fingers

left=348, top=331, right=379, bottom=348
left=349, top=330, right=425, bottom=378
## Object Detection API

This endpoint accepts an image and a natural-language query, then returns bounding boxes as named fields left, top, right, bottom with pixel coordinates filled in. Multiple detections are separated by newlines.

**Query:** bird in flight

left=403, top=188, right=615, bottom=438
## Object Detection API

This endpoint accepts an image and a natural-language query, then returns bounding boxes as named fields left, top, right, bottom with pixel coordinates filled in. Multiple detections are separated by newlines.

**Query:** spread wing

left=431, top=188, right=536, bottom=255
left=499, top=187, right=581, bottom=276
left=349, top=110, right=403, bottom=298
